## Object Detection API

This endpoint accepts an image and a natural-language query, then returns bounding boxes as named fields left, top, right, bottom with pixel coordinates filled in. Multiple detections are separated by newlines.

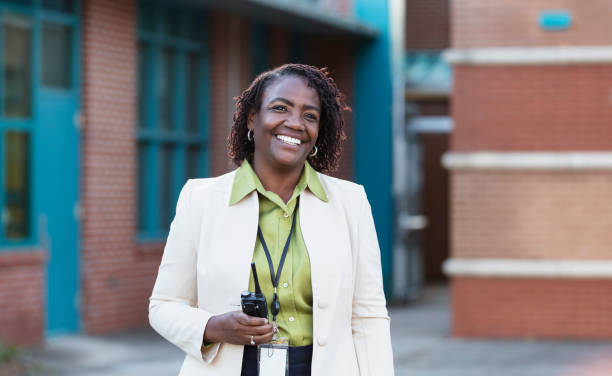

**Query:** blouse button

left=283, top=282, right=289, bottom=288
left=288, top=316, right=295, bottom=322
left=283, top=212, right=289, bottom=218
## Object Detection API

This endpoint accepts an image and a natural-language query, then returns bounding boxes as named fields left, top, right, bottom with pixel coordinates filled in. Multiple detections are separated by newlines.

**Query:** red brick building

left=443, top=0, right=612, bottom=338
left=0, top=0, right=399, bottom=345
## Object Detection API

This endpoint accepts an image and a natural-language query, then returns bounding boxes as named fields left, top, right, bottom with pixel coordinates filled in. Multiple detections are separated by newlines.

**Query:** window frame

left=137, top=0, right=210, bottom=242
left=0, top=0, right=77, bottom=248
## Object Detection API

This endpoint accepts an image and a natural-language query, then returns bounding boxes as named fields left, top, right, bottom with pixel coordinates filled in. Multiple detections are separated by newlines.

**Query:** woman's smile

left=276, top=134, right=301, bottom=146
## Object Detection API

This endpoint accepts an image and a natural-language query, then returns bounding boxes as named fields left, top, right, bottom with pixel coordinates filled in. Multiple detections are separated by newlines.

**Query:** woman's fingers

left=236, top=312, right=268, bottom=326
left=251, top=331, right=275, bottom=345
left=244, top=322, right=274, bottom=336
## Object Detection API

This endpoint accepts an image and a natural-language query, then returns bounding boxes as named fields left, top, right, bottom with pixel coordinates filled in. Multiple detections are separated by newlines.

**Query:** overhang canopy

left=179, top=0, right=379, bottom=39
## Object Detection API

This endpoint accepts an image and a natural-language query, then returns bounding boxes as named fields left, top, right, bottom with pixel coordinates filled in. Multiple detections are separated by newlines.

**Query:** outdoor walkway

left=391, top=285, right=612, bottom=376
left=20, top=285, right=612, bottom=375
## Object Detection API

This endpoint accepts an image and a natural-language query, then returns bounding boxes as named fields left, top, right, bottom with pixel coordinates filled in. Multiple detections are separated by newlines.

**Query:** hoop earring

left=247, top=129, right=254, bottom=142
left=309, top=145, right=318, bottom=158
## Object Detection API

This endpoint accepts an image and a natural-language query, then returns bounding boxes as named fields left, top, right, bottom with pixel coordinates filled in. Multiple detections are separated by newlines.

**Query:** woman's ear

left=247, top=108, right=255, bottom=129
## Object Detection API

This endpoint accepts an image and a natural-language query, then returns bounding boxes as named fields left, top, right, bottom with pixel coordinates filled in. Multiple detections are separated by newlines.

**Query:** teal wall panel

left=354, top=0, right=393, bottom=297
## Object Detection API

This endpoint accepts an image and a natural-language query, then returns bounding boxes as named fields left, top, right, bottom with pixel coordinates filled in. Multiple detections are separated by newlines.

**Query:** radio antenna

left=251, top=262, right=263, bottom=294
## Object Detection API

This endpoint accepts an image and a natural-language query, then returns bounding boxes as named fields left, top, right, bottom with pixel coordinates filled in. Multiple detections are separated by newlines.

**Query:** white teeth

left=276, top=135, right=301, bottom=146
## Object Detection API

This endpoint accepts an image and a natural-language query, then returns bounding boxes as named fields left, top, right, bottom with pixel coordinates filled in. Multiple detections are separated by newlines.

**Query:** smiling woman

left=229, top=64, right=347, bottom=175
left=149, top=64, right=394, bottom=376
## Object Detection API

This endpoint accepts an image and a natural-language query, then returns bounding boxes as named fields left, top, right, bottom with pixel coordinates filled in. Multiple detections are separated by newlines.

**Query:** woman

left=149, top=64, right=394, bottom=375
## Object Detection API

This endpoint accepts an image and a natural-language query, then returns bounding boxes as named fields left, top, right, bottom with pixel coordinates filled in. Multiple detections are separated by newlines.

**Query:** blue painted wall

left=353, top=0, right=394, bottom=297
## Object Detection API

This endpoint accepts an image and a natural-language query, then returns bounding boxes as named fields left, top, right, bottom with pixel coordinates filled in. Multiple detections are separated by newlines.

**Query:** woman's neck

left=252, top=159, right=303, bottom=203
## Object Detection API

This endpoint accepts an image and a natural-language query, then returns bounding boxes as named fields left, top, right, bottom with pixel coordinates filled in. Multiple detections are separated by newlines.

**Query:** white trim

left=443, top=258, right=612, bottom=279
left=444, top=46, right=612, bottom=65
left=442, top=152, right=612, bottom=171
left=408, top=116, right=453, bottom=134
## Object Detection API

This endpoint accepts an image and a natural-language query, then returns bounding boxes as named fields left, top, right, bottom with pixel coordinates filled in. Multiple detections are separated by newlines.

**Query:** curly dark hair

left=228, top=63, right=349, bottom=173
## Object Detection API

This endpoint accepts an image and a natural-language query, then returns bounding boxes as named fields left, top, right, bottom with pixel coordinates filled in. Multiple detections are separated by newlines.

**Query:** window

left=3, top=15, right=31, bottom=118
left=42, top=22, right=72, bottom=88
left=137, top=1, right=209, bottom=239
left=0, top=2, right=75, bottom=247
left=3, top=131, right=29, bottom=240
left=0, top=14, right=33, bottom=244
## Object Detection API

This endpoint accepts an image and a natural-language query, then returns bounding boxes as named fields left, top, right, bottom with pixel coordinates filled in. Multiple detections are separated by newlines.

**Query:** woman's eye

left=305, top=113, right=318, bottom=121
left=271, top=105, right=287, bottom=112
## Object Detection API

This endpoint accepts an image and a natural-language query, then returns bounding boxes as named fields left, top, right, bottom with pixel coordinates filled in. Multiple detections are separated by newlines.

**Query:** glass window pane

left=139, top=2, right=155, bottom=32
left=187, top=12, right=204, bottom=41
left=186, top=146, right=200, bottom=179
left=138, top=43, right=151, bottom=129
left=42, top=0, right=73, bottom=13
left=186, top=53, right=200, bottom=133
left=4, top=131, right=30, bottom=240
left=163, top=6, right=180, bottom=37
left=158, top=48, right=175, bottom=130
left=4, top=16, right=31, bottom=118
left=159, top=144, right=173, bottom=231
left=42, top=23, right=72, bottom=88
left=137, top=142, right=148, bottom=233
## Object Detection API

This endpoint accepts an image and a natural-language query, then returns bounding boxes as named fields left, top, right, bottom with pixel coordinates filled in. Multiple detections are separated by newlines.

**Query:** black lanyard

left=256, top=198, right=299, bottom=322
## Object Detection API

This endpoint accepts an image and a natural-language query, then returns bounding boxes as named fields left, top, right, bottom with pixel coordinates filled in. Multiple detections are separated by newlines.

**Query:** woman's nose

left=284, top=112, right=304, bottom=129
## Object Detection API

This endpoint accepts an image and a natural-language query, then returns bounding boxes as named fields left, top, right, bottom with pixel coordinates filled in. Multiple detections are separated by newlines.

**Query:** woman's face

left=248, top=75, right=321, bottom=173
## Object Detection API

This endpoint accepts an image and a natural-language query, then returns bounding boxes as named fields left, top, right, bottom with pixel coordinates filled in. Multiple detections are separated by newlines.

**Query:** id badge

left=257, top=337, right=289, bottom=376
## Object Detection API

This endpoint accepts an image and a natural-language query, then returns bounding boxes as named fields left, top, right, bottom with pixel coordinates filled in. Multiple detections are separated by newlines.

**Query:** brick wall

left=209, top=15, right=255, bottom=175
left=452, top=277, right=612, bottom=338
left=304, top=36, right=355, bottom=180
left=405, top=0, right=449, bottom=49
left=0, top=251, right=45, bottom=345
left=209, top=12, right=232, bottom=176
left=452, top=0, right=612, bottom=48
left=448, top=0, right=612, bottom=339
left=269, top=26, right=289, bottom=69
left=452, top=65, right=612, bottom=151
left=421, top=133, right=449, bottom=282
left=451, top=171, right=612, bottom=259
left=81, top=0, right=162, bottom=334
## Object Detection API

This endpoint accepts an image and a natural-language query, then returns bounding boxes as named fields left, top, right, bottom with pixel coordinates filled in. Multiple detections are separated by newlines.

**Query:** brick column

left=82, top=0, right=162, bottom=334
left=444, top=0, right=612, bottom=338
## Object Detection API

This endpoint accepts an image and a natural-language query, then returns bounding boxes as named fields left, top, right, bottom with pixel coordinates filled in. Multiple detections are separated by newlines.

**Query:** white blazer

left=149, top=169, right=394, bottom=375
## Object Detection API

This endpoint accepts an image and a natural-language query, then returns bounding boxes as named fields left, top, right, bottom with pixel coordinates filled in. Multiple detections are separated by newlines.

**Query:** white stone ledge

left=444, top=46, right=612, bottom=65
left=443, top=258, right=612, bottom=279
left=442, top=152, right=612, bottom=171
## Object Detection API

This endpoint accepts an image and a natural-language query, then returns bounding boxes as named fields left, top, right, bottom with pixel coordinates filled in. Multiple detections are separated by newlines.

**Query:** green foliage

left=0, top=341, right=19, bottom=363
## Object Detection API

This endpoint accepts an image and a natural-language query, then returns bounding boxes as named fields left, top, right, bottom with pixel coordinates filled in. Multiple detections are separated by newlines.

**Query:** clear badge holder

left=257, top=336, right=289, bottom=376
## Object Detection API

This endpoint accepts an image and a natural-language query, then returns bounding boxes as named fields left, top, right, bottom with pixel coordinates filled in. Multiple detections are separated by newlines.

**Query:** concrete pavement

left=391, top=285, right=612, bottom=376
left=19, top=285, right=612, bottom=375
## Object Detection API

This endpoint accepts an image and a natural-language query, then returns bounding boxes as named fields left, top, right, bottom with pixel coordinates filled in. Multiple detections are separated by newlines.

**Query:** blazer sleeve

left=148, top=179, right=221, bottom=363
left=351, top=187, right=395, bottom=375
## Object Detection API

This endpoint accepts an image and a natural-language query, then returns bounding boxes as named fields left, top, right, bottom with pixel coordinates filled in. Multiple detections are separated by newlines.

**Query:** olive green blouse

left=229, top=159, right=328, bottom=346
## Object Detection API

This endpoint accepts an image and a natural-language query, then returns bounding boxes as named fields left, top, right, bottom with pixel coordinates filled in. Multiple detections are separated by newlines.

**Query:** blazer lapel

left=300, top=189, right=349, bottom=310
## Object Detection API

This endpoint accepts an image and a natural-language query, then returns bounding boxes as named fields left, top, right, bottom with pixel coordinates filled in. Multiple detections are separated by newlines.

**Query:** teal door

left=38, top=87, right=80, bottom=335
left=36, top=1, right=81, bottom=335
left=0, top=0, right=80, bottom=335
